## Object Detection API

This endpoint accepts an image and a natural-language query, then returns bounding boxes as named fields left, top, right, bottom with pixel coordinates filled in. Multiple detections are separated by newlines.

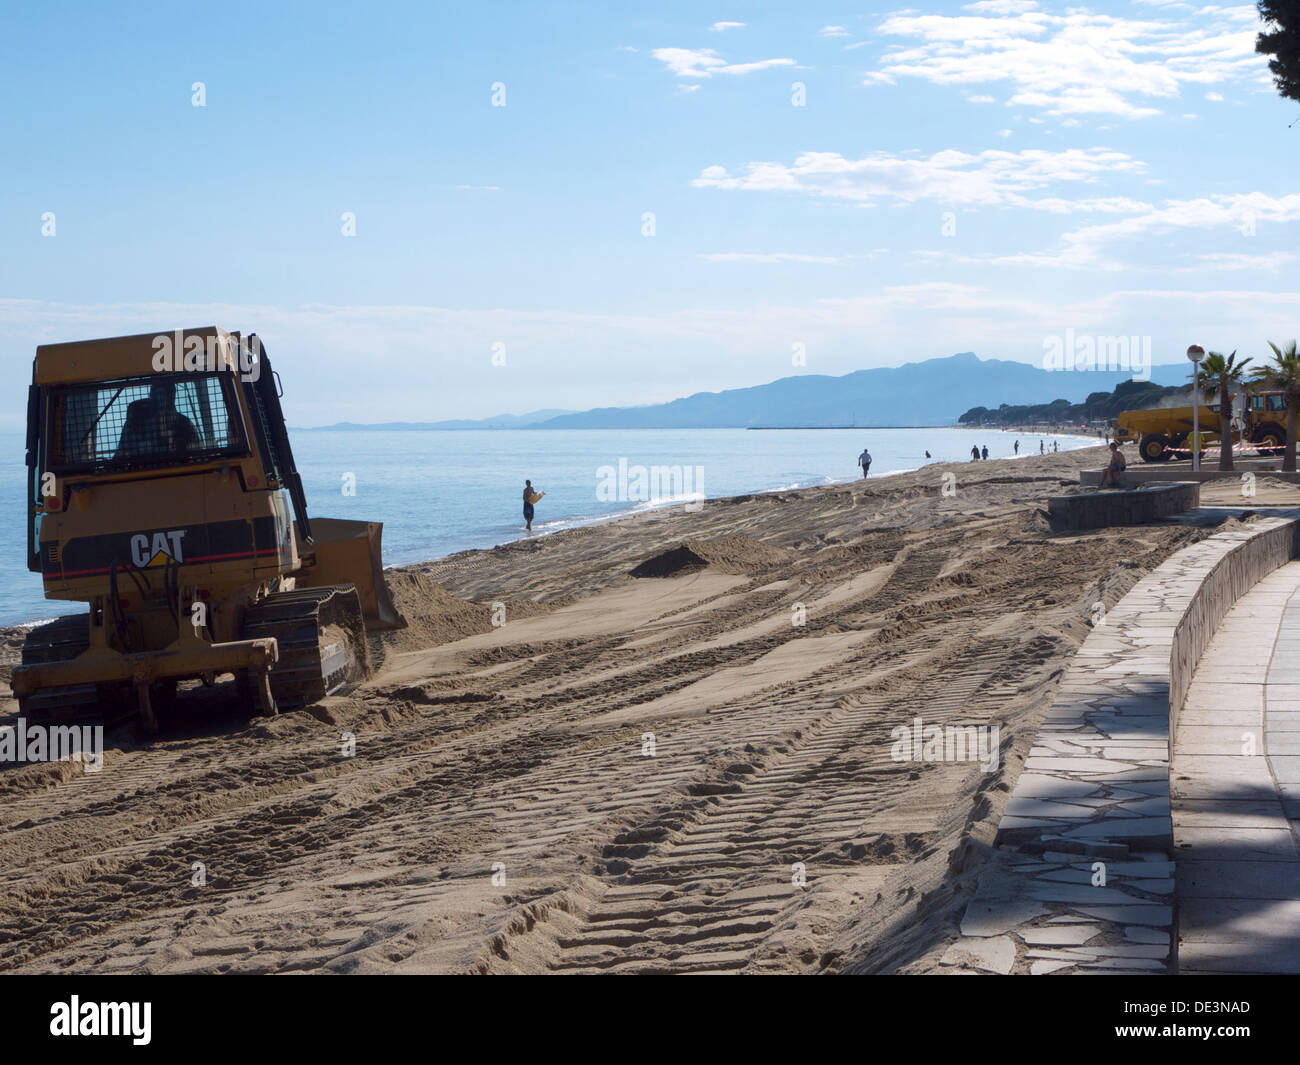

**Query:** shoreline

left=431, top=430, right=1102, bottom=562
left=410, top=442, right=1116, bottom=608
left=0, top=433, right=1104, bottom=631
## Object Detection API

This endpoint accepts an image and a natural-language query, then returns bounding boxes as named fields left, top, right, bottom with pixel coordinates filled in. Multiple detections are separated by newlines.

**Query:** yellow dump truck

left=1113, top=390, right=1288, bottom=462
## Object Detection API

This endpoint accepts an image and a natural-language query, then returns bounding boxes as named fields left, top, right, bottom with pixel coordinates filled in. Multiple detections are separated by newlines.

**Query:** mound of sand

left=630, top=544, right=709, bottom=579
left=631, top=535, right=794, bottom=579
left=370, top=571, right=492, bottom=657
left=369, top=571, right=560, bottom=668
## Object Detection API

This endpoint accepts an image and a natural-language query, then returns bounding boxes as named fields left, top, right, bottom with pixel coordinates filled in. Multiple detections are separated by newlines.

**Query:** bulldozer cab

left=27, top=328, right=403, bottom=630
left=57, top=374, right=242, bottom=469
left=30, top=371, right=250, bottom=556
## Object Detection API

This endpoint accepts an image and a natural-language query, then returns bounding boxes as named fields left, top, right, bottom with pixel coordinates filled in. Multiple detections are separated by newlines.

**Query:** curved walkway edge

left=1174, top=562, right=1300, bottom=974
left=941, top=511, right=1300, bottom=975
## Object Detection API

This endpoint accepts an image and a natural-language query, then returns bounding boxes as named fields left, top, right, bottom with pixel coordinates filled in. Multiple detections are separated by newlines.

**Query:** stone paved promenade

left=943, top=513, right=1300, bottom=974
left=1174, top=561, right=1300, bottom=974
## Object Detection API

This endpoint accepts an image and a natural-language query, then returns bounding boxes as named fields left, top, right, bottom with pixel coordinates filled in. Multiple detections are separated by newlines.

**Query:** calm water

left=0, top=426, right=1096, bottom=626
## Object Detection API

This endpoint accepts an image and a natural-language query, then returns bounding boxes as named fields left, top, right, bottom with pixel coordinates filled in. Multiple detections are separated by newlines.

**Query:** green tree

left=1258, top=0, right=1300, bottom=101
left=1196, top=350, right=1252, bottom=471
left=1252, top=341, right=1300, bottom=471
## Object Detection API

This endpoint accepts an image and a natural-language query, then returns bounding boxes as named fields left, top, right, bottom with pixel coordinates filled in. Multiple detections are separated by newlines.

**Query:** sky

left=0, top=0, right=1296, bottom=427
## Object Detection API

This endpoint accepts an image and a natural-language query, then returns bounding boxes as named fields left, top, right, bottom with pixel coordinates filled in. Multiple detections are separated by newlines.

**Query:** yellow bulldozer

left=1112, top=387, right=1289, bottom=463
left=13, top=327, right=405, bottom=733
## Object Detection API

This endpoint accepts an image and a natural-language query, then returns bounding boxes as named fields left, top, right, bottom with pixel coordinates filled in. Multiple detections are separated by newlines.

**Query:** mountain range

left=301, top=354, right=1193, bottom=430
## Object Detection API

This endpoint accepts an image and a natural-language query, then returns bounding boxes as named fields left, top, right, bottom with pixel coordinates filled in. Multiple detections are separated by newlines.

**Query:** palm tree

left=1252, top=341, right=1300, bottom=472
left=1196, top=350, right=1251, bottom=471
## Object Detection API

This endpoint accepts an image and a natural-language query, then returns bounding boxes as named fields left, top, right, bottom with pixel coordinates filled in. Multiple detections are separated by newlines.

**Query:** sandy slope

left=0, top=447, right=1239, bottom=973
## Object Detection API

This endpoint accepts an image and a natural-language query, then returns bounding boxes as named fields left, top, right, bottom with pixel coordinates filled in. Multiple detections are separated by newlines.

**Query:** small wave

left=3, top=615, right=62, bottom=631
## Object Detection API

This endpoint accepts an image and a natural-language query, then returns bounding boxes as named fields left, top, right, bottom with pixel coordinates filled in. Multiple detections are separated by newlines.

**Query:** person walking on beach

left=1040, top=440, right=1045, bottom=454
left=924, top=450, right=931, bottom=459
left=1053, top=441, right=1059, bottom=453
left=1013, top=440, right=1019, bottom=455
left=981, top=445, right=989, bottom=461
left=523, top=479, right=540, bottom=531
left=971, top=445, right=980, bottom=461
left=1099, top=441, right=1126, bottom=488
left=858, top=447, right=872, bottom=478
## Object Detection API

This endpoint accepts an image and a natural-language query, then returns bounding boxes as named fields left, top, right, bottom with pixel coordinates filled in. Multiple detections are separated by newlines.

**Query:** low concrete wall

left=1048, top=482, right=1199, bottom=531
left=942, top=513, right=1299, bottom=975
left=1169, top=518, right=1300, bottom=745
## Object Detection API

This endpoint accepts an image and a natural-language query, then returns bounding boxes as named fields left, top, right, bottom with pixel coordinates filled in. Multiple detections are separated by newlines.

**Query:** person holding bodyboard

left=523, top=479, right=544, bottom=531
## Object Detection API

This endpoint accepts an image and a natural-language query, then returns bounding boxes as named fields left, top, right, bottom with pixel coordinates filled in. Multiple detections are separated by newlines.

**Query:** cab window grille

left=49, top=374, right=246, bottom=473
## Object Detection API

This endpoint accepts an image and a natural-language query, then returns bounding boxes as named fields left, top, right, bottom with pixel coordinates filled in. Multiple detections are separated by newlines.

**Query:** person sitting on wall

left=1099, top=441, right=1127, bottom=489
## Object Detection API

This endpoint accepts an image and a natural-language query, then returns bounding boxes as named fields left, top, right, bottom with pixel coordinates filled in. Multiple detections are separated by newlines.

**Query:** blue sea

left=0, top=426, right=1097, bottom=626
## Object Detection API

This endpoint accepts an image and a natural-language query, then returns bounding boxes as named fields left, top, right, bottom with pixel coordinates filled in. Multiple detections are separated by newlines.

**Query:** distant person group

left=970, top=445, right=990, bottom=461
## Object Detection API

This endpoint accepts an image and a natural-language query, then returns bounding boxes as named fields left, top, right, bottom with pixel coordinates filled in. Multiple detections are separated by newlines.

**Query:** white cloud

left=692, top=147, right=1147, bottom=207
left=652, top=47, right=797, bottom=78
left=1205, top=90, right=1224, bottom=101
left=819, top=25, right=852, bottom=38
left=709, top=21, right=745, bottom=31
left=919, top=191, right=1300, bottom=270
left=700, top=252, right=844, bottom=264
left=1061, top=191, right=1300, bottom=247
left=965, top=0, right=1040, bottom=13
left=864, top=4, right=1266, bottom=117
left=966, top=93, right=996, bottom=102
left=456, top=184, right=500, bottom=191
left=1193, top=251, right=1297, bottom=271
left=655, top=46, right=795, bottom=77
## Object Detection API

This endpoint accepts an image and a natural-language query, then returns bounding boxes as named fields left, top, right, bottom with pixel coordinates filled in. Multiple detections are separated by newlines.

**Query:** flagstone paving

left=942, top=515, right=1300, bottom=975
left=1173, top=561, right=1300, bottom=974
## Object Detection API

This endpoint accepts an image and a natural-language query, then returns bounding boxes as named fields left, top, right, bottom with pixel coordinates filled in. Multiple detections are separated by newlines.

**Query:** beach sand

left=0, top=446, right=1261, bottom=973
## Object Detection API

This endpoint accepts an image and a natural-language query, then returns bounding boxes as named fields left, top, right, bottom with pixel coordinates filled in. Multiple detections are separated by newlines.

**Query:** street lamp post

left=1187, top=344, right=1205, bottom=473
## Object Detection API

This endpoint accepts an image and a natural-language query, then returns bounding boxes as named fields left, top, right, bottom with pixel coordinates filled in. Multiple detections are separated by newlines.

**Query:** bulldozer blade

left=297, top=517, right=407, bottom=632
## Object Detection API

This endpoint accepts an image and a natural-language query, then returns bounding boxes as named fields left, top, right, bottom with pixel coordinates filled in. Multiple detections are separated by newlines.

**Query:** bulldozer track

left=14, top=615, right=98, bottom=724
left=0, top=494, right=1208, bottom=974
left=540, top=646, right=1018, bottom=974
left=242, top=585, right=369, bottom=709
